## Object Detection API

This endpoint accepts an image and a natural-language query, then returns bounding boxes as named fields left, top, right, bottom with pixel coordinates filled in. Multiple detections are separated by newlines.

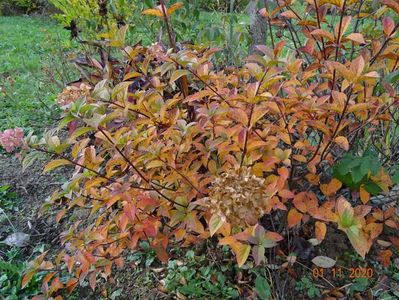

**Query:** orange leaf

left=55, top=209, right=67, bottom=223
left=167, top=2, right=183, bottom=15
left=345, top=33, right=365, bottom=44
left=22, top=269, right=36, bottom=288
left=287, top=208, right=303, bottom=228
left=142, top=8, right=163, bottom=17
left=305, top=173, right=320, bottom=185
left=320, top=178, right=342, bottom=197
left=311, top=29, right=335, bottom=42
left=377, top=249, right=392, bottom=268
left=334, top=136, right=349, bottom=151
left=66, top=278, right=78, bottom=294
left=315, top=221, right=327, bottom=241
left=359, top=186, right=370, bottom=204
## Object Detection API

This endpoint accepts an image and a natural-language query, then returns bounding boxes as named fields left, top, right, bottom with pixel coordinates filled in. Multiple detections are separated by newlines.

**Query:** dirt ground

left=0, top=152, right=170, bottom=299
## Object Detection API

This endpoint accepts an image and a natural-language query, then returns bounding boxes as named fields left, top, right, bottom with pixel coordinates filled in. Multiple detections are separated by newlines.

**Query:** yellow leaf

left=209, top=214, right=224, bottom=237
left=146, top=160, right=164, bottom=169
left=334, top=136, right=349, bottom=151
left=43, top=159, right=72, bottom=174
left=231, top=241, right=251, bottom=267
left=167, top=2, right=183, bottom=15
left=344, top=225, right=371, bottom=258
left=123, top=71, right=142, bottom=81
left=142, top=8, right=163, bottom=17
left=348, top=102, right=370, bottom=113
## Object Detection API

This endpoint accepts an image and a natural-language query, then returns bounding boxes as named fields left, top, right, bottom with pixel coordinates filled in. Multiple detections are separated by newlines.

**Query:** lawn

left=0, top=16, right=77, bottom=132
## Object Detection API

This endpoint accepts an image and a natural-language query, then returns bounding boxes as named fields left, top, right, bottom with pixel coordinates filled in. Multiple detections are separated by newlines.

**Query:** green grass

left=0, top=16, right=77, bottom=132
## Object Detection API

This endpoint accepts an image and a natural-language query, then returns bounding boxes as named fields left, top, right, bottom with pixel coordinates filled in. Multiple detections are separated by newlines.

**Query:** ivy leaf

left=363, top=182, right=382, bottom=195
left=391, top=167, right=399, bottom=184
left=255, top=275, right=271, bottom=299
left=351, top=165, right=366, bottom=184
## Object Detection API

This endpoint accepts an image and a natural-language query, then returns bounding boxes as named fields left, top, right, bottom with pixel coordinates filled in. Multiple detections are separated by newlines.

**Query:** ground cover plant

left=1, top=0, right=399, bottom=299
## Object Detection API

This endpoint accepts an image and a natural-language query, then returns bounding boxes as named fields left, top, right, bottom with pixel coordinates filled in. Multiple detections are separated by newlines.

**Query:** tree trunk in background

left=248, top=0, right=266, bottom=54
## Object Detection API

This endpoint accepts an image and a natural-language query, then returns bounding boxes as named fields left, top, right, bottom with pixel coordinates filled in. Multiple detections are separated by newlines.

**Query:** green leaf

left=392, top=167, right=399, bottom=184
left=255, top=275, right=271, bottom=299
left=368, top=159, right=381, bottom=176
left=363, top=182, right=382, bottom=195
left=360, top=159, right=371, bottom=177
left=70, top=127, right=95, bottom=140
left=351, top=165, right=366, bottom=184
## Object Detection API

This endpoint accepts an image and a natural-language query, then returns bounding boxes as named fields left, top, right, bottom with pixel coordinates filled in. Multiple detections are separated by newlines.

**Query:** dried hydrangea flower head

left=208, top=167, right=274, bottom=227
left=56, top=83, right=91, bottom=110
left=0, top=128, right=24, bottom=152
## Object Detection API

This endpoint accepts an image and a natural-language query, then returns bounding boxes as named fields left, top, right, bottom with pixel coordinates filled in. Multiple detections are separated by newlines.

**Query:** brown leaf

left=377, top=249, right=393, bottom=268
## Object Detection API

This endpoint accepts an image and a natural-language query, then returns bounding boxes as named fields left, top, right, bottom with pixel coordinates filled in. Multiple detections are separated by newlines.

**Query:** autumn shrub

left=6, top=0, right=399, bottom=298
left=0, top=0, right=48, bottom=15
left=48, top=0, right=138, bottom=40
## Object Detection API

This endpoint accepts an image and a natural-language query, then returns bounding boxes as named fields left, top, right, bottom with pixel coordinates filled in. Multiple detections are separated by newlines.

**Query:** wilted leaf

left=377, top=249, right=392, bottom=267
left=312, top=256, right=336, bottom=268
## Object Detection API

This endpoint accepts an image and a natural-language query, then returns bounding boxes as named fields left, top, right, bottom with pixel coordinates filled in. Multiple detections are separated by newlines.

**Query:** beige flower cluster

left=56, top=83, right=91, bottom=110
left=208, top=167, right=271, bottom=227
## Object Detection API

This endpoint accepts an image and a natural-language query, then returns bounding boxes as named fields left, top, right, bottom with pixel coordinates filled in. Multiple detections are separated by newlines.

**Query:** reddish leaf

left=287, top=208, right=303, bottom=228
left=382, top=17, right=395, bottom=36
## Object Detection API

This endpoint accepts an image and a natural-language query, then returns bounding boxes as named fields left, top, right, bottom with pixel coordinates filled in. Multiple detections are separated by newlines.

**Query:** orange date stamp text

left=312, top=267, right=374, bottom=279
